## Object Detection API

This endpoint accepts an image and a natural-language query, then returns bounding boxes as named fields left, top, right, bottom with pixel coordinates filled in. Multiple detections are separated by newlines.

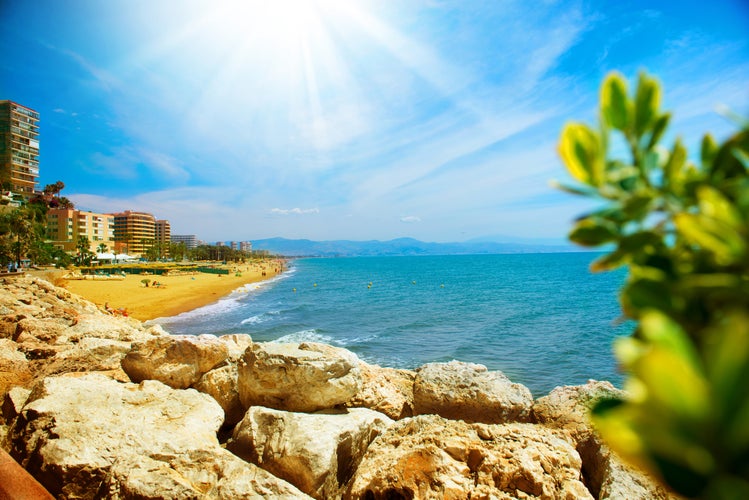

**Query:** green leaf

left=696, top=186, right=742, bottom=228
left=634, top=73, right=661, bottom=137
left=701, top=134, right=719, bottom=170
left=664, top=139, right=688, bottom=187
left=569, top=218, right=618, bottom=246
left=674, top=213, right=746, bottom=265
left=647, top=113, right=671, bottom=151
left=601, top=72, right=630, bottom=130
left=559, top=122, right=604, bottom=185
left=590, top=248, right=629, bottom=272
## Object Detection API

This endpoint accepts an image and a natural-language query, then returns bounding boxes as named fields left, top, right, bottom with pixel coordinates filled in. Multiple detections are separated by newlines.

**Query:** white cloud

left=268, top=207, right=320, bottom=216
left=400, top=215, right=421, bottom=223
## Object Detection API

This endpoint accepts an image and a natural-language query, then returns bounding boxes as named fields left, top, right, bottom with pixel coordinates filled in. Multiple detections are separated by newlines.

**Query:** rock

left=229, top=406, right=393, bottom=499
left=194, top=363, right=245, bottom=427
left=238, top=342, right=362, bottom=412
left=121, top=334, right=231, bottom=389
left=347, top=362, right=415, bottom=420
left=346, top=414, right=593, bottom=499
left=217, top=333, right=253, bottom=361
left=8, top=373, right=308, bottom=499
left=533, top=381, right=675, bottom=499
left=105, top=448, right=310, bottom=499
left=413, top=361, right=533, bottom=423
left=0, top=339, right=31, bottom=398
left=2, top=386, right=31, bottom=424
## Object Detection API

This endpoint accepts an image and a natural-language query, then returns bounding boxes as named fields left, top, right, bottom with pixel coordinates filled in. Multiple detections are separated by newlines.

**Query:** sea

left=149, top=252, right=631, bottom=397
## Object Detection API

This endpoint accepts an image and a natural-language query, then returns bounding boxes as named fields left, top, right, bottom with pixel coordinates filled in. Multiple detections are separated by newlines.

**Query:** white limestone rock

left=532, top=380, right=676, bottom=499
left=347, top=362, right=415, bottom=420
left=194, top=363, right=245, bottom=427
left=238, top=342, right=362, bottom=412
left=346, top=414, right=593, bottom=499
left=229, top=406, right=393, bottom=499
left=121, top=334, right=231, bottom=389
left=413, top=360, right=533, bottom=423
left=8, top=373, right=308, bottom=499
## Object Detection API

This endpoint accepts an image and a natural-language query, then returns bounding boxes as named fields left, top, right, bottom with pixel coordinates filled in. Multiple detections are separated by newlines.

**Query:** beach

left=50, top=260, right=285, bottom=321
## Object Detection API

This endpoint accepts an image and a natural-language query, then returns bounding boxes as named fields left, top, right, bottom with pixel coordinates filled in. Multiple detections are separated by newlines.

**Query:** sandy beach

left=52, top=260, right=285, bottom=321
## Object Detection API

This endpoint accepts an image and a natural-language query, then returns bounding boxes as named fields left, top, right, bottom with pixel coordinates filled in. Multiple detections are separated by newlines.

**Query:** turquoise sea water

left=151, top=253, right=631, bottom=396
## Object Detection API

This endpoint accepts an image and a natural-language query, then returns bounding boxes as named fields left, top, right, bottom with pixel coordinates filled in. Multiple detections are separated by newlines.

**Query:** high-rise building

left=171, top=234, right=198, bottom=250
left=112, top=210, right=156, bottom=256
left=46, top=208, right=115, bottom=253
left=155, top=219, right=171, bottom=258
left=0, top=101, right=40, bottom=197
left=240, top=241, right=252, bottom=252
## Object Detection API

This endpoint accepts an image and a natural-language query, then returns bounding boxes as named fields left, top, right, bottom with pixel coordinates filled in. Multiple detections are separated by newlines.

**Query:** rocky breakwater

left=0, top=276, right=675, bottom=499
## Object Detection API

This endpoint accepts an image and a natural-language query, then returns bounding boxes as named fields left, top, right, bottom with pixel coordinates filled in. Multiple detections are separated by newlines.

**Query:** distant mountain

left=250, top=237, right=581, bottom=257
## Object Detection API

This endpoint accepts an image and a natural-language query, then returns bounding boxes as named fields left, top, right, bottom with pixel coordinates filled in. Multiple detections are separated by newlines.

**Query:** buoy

left=411, top=280, right=416, bottom=285
left=313, top=283, right=317, bottom=287
left=293, top=288, right=297, bottom=292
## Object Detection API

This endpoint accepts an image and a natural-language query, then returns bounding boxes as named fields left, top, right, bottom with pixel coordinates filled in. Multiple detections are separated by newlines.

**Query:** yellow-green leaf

left=559, top=122, right=604, bottom=185
left=601, top=72, right=630, bottom=130
left=664, top=139, right=687, bottom=187
left=696, top=185, right=742, bottom=228
left=634, top=74, right=661, bottom=136
left=675, top=213, right=746, bottom=265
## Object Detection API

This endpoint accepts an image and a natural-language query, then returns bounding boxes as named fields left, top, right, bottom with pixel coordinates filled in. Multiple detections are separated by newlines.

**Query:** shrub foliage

left=558, top=72, right=749, bottom=499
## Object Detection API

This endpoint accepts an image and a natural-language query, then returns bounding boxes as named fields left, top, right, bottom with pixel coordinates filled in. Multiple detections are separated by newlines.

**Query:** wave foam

left=275, top=329, right=333, bottom=345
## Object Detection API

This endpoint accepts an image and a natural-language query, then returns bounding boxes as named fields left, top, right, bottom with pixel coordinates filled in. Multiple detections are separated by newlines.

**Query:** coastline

left=43, top=260, right=285, bottom=322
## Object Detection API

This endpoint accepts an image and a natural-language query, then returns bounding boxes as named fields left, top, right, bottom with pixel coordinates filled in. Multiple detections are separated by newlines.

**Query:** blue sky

left=1, top=0, right=747, bottom=243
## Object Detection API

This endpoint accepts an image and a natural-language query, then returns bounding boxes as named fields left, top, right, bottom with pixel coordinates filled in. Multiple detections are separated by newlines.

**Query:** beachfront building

left=155, top=219, right=171, bottom=258
left=171, top=234, right=198, bottom=250
left=112, top=210, right=156, bottom=257
left=0, top=101, right=40, bottom=199
left=46, top=208, right=116, bottom=253
left=240, top=241, right=252, bottom=252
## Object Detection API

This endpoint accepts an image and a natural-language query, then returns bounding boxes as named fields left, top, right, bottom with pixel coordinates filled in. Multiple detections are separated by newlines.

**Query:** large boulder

left=346, top=414, right=593, bottom=499
left=0, top=339, right=31, bottom=398
left=8, top=373, right=308, bottom=499
left=533, top=381, right=675, bottom=499
left=238, top=342, right=362, bottom=412
left=413, top=361, right=533, bottom=423
left=194, top=363, right=245, bottom=427
left=347, top=362, right=415, bottom=420
left=121, top=334, right=231, bottom=389
left=229, top=406, right=393, bottom=499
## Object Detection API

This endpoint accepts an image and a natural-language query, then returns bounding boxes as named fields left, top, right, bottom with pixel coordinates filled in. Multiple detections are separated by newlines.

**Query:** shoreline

left=35, top=260, right=285, bottom=322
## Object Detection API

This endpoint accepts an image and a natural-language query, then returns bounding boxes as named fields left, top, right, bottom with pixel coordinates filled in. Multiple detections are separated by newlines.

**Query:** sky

left=1, top=0, right=747, bottom=243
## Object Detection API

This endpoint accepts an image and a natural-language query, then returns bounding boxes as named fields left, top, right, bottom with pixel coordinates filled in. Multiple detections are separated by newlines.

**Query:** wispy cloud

left=400, top=215, right=421, bottom=223
left=268, top=208, right=320, bottom=216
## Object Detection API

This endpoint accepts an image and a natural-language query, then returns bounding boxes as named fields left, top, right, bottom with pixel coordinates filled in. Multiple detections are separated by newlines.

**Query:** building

left=240, top=241, right=252, bottom=252
left=0, top=101, right=40, bottom=198
left=155, top=219, right=171, bottom=258
left=112, top=210, right=156, bottom=256
left=46, top=208, right=115, bottom=253
left=171, top=234, right=198, bottom=250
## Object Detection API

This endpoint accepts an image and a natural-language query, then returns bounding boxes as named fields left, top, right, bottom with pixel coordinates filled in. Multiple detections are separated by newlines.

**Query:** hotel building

left=113, top=210, right=156, bottom=256
left=0, top=101, right=40, bottom=198
left=46, top=208, right=116, bottom=253
left=171, top=234, right=198, bottom=250
left=155, top=219, right=171, bottom=258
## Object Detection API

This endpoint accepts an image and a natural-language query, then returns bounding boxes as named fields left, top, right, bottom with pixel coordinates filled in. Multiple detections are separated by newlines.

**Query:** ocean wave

left=148, top=268, right=296, bottom=325
left=335, top=334, right=379, bottom=346
left=240, top=310, right=280, bottom=325
left=275, top=329, right=333, bottom=345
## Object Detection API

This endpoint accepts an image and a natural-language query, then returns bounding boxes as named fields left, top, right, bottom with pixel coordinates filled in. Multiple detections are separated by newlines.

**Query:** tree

left=0, top=207, right=38, bottom=269
left=74, top=235, right=95, bottom=266
left=557, top=71, right=749, bottom=499
left=97, top=243, right=108, bottom=254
